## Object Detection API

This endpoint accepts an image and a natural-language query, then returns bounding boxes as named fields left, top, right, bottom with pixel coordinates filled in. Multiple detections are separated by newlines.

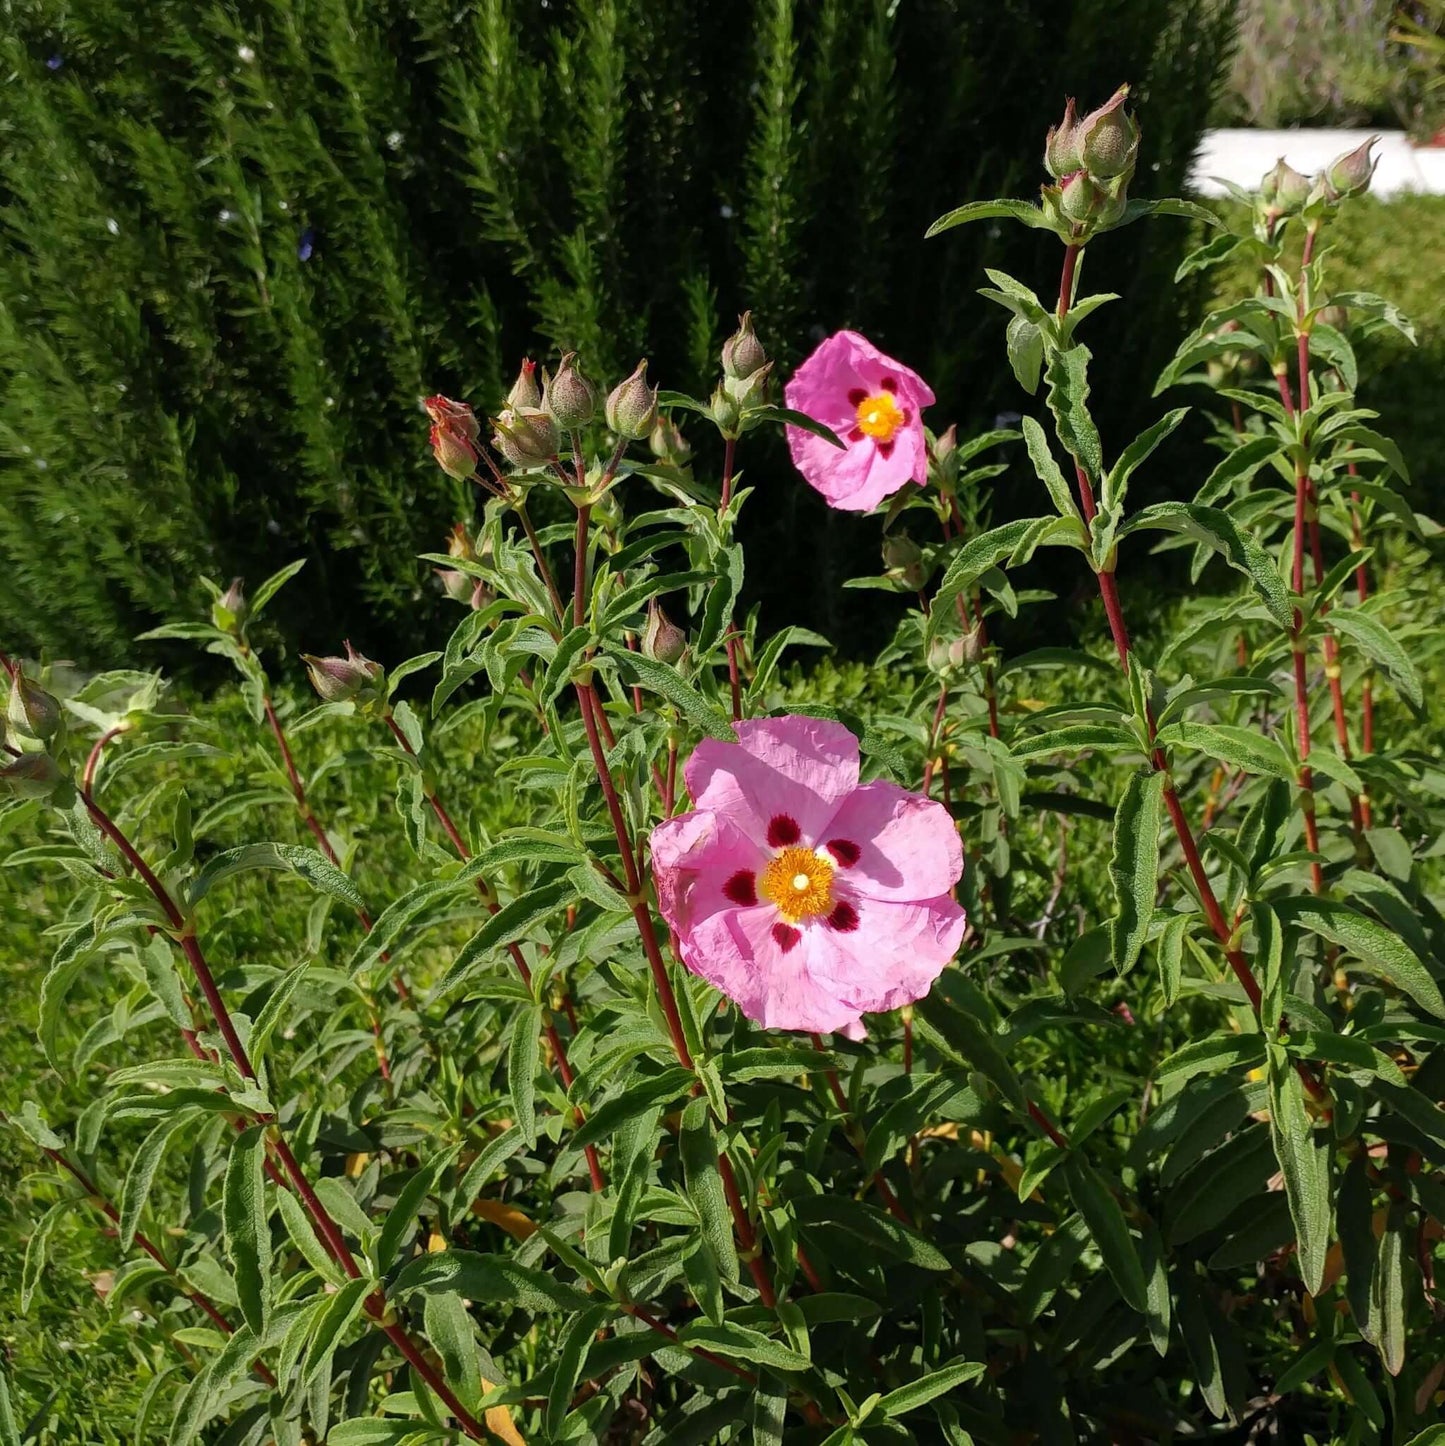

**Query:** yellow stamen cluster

left=760, top=846, right=835, bottom=922
left=854, top=390, right=905, bottom=443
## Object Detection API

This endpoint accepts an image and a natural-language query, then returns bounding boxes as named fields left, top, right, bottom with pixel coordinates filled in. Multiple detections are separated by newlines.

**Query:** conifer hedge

left=0, top=0, right=1233, bottom=669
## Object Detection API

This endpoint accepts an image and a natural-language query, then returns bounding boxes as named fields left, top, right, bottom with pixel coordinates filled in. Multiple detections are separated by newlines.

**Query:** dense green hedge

left=0, top=0, right=1232, bottom=671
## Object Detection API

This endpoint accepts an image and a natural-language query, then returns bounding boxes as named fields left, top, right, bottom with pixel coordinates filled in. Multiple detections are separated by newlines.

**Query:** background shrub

left=0, top=0, right=1233, bottom=669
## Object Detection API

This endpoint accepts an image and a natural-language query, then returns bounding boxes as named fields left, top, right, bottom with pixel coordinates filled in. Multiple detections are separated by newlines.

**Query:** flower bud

left=428, top=422, right=480, bottom=482
left=1260, top=158, right=1311, bottom=215
left=931, top=424, right=958, bottom=465
left=1060, top=171, right=1105, bottom=226
left=605, top=361, right=658, bottom=441
left=641, top=600, right=686, bottom=665
left=649, top=413, right=692, bottom=466
left=882, top=532, right=926, bottom=590
left=8, top=672, right=62, bottom=743
left=424, top=395, right=481, bottom=445
left=1326, top=137, right=1377, bottom=199
left=1, top=750, right=62, bottom=799
left=437, top=569, right=473, bottom=605
left=710, top=383, right=743, bottom=436
left=506, top=359, right=542, bottom=411
left=1076, top=86, right=1138, bottom=181
left=543, top=352, right=598, bottom=430
left=447, top=521, right=477, bottom=562
left=722, top=359, right=773, bottom=408
left=211, top=577, right=248, bottom=635
left=721, top=311, right=768, bottom=381
left=491, top=406, right=560, bottom=469
left=1044, top=97, right=1082, bottom=179
left=1316, top=304, right=1348, bottom=331
left=301, top=642, right=385, bottom=706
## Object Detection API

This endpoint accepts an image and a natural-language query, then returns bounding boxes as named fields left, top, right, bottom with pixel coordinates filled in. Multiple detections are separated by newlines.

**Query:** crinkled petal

left=683, top=715, right=859, bottom=843
left=650, top=809, right=766, bottom=935
left=825, top=894, right=967, bottom=1014
left=819, top=782, right=963, bottom=901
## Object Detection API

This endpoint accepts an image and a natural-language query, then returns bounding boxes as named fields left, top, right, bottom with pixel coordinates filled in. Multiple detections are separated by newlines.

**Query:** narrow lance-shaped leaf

left=223, top=1125, right=271, bottom=1335
left=1266, top=1042, right=1331, bottom=1296
left=1109, top=770, right=1166, bottom=975
left=1062, top=1154, right=1150, bottom=1312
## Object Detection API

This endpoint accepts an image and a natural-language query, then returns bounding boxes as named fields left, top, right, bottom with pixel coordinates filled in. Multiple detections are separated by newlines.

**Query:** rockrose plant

left=3, top=87, right=1443, bottom=1446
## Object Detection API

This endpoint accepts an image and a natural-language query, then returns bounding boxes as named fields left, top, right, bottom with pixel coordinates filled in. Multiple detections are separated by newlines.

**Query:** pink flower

left=783, top=330, right=935, bottom=513
left=650, top=716, right=965, bottom=1037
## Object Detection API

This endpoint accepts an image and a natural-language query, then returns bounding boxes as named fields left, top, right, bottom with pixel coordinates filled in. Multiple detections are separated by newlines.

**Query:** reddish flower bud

left=641, top=599, right=686, bottom=665
left=491, top=406, right=560, bottom=469
left=1259, top=157, right=1311, bottom=215
left=447, top=521, right=477, bottom=562
left=1077, top=86, right=1138, bottom=181
left=7, top=671, right=62, bottom=743
left=605, top=361, right=659, bottom=441
left=721, top=311, right=768, bottom=381
left=506, top=359, right=542, bottom=411
left=649, top=413, right=692, bottom=466
left=542, top=352, right=599, bottom=430
left=1044, top=96, right=1082, bottom=179
left=423, top=395, right=481, bottom=444
left=301, top=642, right=385, bottom=706
left=1, top=750, right=62, bottom=798
left=212, top=577, right=248, bottom=635
left=1326, top=136, right=1378, bottom=199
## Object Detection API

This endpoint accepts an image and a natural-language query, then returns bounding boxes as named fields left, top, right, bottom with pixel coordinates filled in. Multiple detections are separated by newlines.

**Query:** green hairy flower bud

left=211, top=577, right=248, bottom=635
left=543, top=352, right=598, bottom=430
left=1325, top=137, right=1377, bottom=200
left=605, top=361, right=658, bottom=441
left=1260, top=158, right=1311, bottom=216
left=1, top=749, right=62, bottom=799
left=1076, top=85, right=1138, bottom=181
left=1044, top=96, right=1082, bottom=179
left=641, top=599, right=687, bottom=665
left=7, top=671, right=62, bottom=743
left=882, top=532, right=926, bottom=591
left=492, top=406, right=560, bottom=469
left=1059, top=171, right=1105, bottom=226
left=649, top=414, right=692, bottom=466
left=302, top=642, right=386, bottom=706
left=721, top=312, right=768, bottom=381
left=506, top=359, right=542, bottom=411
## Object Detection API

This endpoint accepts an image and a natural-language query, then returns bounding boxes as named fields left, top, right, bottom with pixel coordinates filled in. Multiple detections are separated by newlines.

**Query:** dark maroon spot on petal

left=766, top=814, right=801, bottom=847
left=771, top=922, right=802, bottom=953
left=898, top=409, right=911, bottom=425
left=827, top=901, right=859, bottom=933
left=826, top=838, right=861, bottom=868
left=876, top=440, right=895, bottom=460
left=723, top=870, right=757, bottom=906
left=847, top=426, right=865, bottom=443
left=847, top=388, right=867, bottom=407
left=879, top=375, right=897, bottom=392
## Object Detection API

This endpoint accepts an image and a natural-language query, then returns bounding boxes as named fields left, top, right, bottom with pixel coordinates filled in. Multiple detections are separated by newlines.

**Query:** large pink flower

left=784, top=330, right=935, bottom=512
left=650, top=716, right=965, bottom=1037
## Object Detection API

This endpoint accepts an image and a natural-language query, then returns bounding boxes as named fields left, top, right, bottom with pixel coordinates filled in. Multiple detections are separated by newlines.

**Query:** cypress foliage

left=0, top=0, right=1235, bottom=669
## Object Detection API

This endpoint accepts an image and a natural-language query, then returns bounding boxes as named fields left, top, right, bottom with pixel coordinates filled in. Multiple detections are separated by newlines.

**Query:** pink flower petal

left=651, top=810, right=766, bottom=935
left=820, top=782, right=963, bottom=901
left=826, top=894, right=967, bottom=1014
left=683, top=716, right=859, bottom=843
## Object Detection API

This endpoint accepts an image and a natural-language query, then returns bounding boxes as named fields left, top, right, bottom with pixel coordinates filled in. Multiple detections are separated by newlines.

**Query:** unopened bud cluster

left=1255, top=138, right=1377, bottom=234
left=1040, top=86, right=1139, bottom=241
left=2, top=667, right=66, bottom=800
left=711, top=313, right=773, bottom=438
left=425, top=394, right=481, bottom=481
left=605, top=361, right=659, bottom=441
left=436, top=522, right=494, bottom=611
left=641, top=599, right=687, bottom=665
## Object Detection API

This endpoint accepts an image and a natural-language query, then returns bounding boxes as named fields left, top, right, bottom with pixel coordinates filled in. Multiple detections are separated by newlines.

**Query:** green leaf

left=187, top=843, right=365, bottom=912
left=21, top=1201, right=67, bottom=1314
left=120, top=1112, right=195, bottom=1250
left=249, top=558, right=307, bottom=616
left=437, top=880, right=575, bottom=996
left=928, top=517, right=1057, bottom=645
left=546, top=1303, right=612, bottom=1435
left=915, top=993, right=1026, bottom=1111
left=1108, top=770, right=1166, bottom=975
left=424, top=1290, right=486, bottom=1416
left=1104, top=409, right=1190, bottom=513
left=793, top=1195, right=950, bottom=1272
left=1121, top=501, right=1291, bottom=628
left=1020, top=416, right=1080, bottom=520
left=925, top=199, right=1056, bottom=236
left=1006, top=315, right=1044, bottom=394
left=1273, top=898, right=1445, bottom=1017
left=1112, top=196, right=1222, bottom=231
left=1156, top=720, right=1294, bottom=782
left=222, top=1125, right=271, bottom=1335
left=1062, top=1154, right=1149, bottom=1313
left=675, top=1322, right=811, bottom=1373
left=604, top=646, right=735, bottom=739
left=570, top=1070, right=697, bottom=1151
left=392, top=1250, right=591, bottom=1313
left=542, top=626, right=595, bottom=707
left=0, top=1362, right=20, bottom=1446
left=680, top=1099, right=739, bottom=1286
left=1325, top=608, right=1423, bottom=709
left=876, top=1359, right=986, bottom=1417
left=1157, top=1032, right=1266, bottom=1085
left=1194, top=435, right=1288, bottom=508
left=375, top=1145, right=462, bottom=1278
left=1010, top=724, right=1138, bottom=760
left=1370, top=1207, right=1407, bottom=1375
left=38, top=918, right=100, bottom=1068
left=1045, top=344, right=1103, bottom=484
left=750, top=405, right=845, bottom=449
left=1265, top=1044, right=1331, bottom=1296
left=509, top=1005, right=541, bottom=1149
left=302, top=1276, right=372, bottom=1387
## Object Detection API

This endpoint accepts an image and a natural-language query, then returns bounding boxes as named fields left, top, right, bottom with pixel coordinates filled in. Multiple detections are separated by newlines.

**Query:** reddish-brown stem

left=382, top=712, right=604, bottom=1192
left=716, top=1148, right=776, bottom=1307
left=626, top=1305, right=756, bottom=1382
left=971, top=596, right=1001, bottom=739
left=903, top=1010, right=913, bottom=1076
left=573, top=504, right=591, bottom=630
left=720, top=437, right=744, bottom=720
left=1027, top=1101, right=1069, bottom=1152
left=82, top=725, right=127, bottom=793
left=1056, top=242, right=1080, bottom=319
left=78, top=796, right=492, bottom=1438
left=808, top=1033, right=909, bottom=1223
left=1055, top=249, right=1326, bottom=1100
left=515, top=502, right=566, bottom=624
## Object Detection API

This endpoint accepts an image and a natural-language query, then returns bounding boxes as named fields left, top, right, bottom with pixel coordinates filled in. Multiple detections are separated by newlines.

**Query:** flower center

left=854, top=390, right=905, bottom=443
left=759, top=845, right=835, bottom=922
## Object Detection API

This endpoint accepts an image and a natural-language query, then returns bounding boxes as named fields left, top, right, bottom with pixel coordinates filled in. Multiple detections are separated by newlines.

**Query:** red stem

left=720, top=437, right=744, bottom=721
left=78, top=795, right=491, bottom=1438
left=83, top=725, right=127, bottom=793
